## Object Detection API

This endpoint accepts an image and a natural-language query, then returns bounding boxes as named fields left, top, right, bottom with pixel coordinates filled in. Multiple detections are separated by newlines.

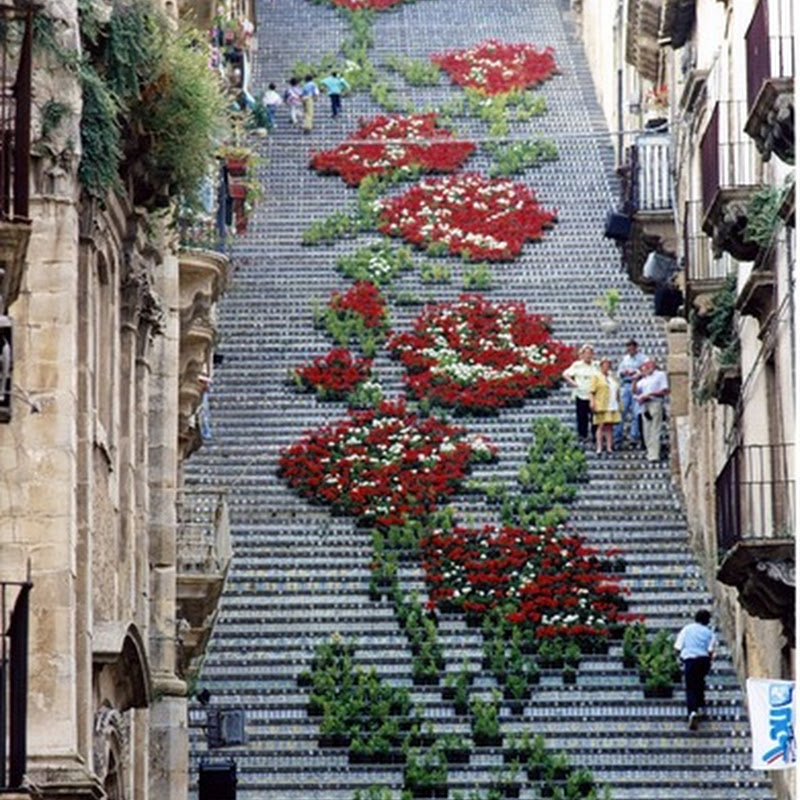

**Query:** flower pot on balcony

left=604, top=211, right=632, bottom=242
left=654, top=285, right=683, bottom=317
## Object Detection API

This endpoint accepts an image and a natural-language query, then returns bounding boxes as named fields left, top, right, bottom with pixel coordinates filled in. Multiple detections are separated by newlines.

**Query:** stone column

left=147, top=248, right=188, bottom=799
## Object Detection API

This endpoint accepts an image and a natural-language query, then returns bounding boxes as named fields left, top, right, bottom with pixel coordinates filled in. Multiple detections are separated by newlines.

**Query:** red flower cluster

left=328, top=281, right=388, bottom=329
left=421, top=524, right=630, bottom=638
left=294, top=348, right=373, bottom=399
left=431, top=39, right=558, bottom=95
left=387, top=295, right=575, bottom=412
left=278, top=399, right=497, bottom=526
left=310, top=114, right=476, bottom=186
left=330, top=0, right=405, bottom=8
left=378, top=173, right=556, bottom=261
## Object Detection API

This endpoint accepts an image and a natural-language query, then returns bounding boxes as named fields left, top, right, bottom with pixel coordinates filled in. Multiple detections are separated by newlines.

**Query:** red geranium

left=431, top=39, right=558, bottom=95
left=421, top=523, right=631, bottom=640
left=330, top=0, right=406, bottom=8
left=310, top=114, right=476, bottom=186
left=278, top=398, right=497, bottom=526
left=388, top=294, right=575, bottom=413
left=378, top=173, right=556, bottom=261
left=293, top=348, right=373, bottom=400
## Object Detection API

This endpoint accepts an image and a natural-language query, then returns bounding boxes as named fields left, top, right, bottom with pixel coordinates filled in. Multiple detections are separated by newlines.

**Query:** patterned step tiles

left=186, top=0, right=774, bottom=798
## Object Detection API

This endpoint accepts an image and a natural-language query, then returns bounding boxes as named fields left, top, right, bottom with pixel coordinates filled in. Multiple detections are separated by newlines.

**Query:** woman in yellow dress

left=589, top=357, right=621, bottom=454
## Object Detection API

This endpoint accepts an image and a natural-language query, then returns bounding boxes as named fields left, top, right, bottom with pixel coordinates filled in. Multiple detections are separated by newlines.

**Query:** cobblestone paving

left=187, top=1, right=776, bottom=798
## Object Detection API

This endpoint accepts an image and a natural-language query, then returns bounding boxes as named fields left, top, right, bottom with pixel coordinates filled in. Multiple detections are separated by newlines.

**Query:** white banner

left=746, top=678, right=796, bottom=770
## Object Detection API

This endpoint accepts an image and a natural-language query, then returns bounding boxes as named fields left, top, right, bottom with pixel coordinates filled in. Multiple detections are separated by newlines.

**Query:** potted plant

left=595, top=288, right=621, bottom=333
left=471, top=692, right=502, bottom=747
left=561, top=664, right=577, bottom=685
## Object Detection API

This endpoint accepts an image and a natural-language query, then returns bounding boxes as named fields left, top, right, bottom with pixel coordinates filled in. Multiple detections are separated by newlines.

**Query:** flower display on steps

left=421, top=523, right=631, bottom=642
left=315, top=281, right=391, bottom=356
left=387, top=294, right=575, bottom=413
left=328, top=0, right=411, bottom=9
left=292, top=347, right=373, bottom=400
left=377, top=173, right=557, bottom=261
left=278, top=398, right=497, bottom=527
left=310, top=114, right=476, bottom=186
left=431, top=39, right=558, bottom=95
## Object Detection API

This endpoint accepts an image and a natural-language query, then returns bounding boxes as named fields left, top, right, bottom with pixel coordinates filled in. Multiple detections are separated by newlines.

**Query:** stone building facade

left=0, top=0, right=233, bottom=796
left=573, top=0, right=795, bottom=796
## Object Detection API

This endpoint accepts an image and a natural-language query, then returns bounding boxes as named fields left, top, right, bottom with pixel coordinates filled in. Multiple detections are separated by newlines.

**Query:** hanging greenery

left=78, top=63, right=123, bottom=197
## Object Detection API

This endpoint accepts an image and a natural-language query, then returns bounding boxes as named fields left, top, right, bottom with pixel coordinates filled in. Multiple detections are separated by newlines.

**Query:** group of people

left=562, top=339, right=669, bottom=461
left=260, top=71, right=350, bottom=134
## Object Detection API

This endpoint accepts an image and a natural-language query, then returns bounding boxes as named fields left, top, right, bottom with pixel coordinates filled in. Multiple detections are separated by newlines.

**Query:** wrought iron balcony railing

left=716, top=442, right=795, bottom=552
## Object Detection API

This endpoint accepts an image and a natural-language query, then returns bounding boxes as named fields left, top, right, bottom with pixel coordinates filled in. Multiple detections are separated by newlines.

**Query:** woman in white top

left=562, top=343, right=599, bottom=442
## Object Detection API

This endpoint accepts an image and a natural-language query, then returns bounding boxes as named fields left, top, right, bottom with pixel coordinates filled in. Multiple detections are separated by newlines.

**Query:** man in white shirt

left=614, top=338, right=648, bottom=449
left=633, top=359, right=669, bottom=462
left=675, top=609, right=716, bottom=730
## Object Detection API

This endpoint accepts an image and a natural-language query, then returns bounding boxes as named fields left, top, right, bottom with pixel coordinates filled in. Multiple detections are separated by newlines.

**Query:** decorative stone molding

left=744, top=77, right=795, bottom=165
left=177, top=248, right=229, bottom=459
left=717, top=539, right=795, bottom=647
left=92, top=622, right=152, bottom=711
left=702, top=186, right=761, bottom=261
left=736, top=264, right=775, bottom=328
left=625, top=0, right=662, bottom=82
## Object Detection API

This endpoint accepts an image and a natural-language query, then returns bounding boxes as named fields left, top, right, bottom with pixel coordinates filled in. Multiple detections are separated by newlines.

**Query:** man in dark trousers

left=674, top=609, right=716, bottom=730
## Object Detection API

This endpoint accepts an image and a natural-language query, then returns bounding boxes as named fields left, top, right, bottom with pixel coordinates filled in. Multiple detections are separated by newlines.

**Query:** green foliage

left=133, top=29, right=227, bottom=201
left=470, top=692, right=501, bottom=740
left=336, top=242, right=415, bottom=285
left=106, top=0, right=162, bottom=101
left=462, top=262, right=494, bottom=289
left=744, top=184, right=782, bottom=248
left=370, top=80, right=399, bottom=111
left=485, top=138, right=558, bottom=176
left=420, top=261, right=452, bottom=284
left=595, top=288, right=621, bottom=318
left=385, top=55, right=441, bottom=86
left=501, top=418, right=587, bottom=527
left=40, top=100, right=72, bottom=139
left=78, top=63, right=123, bottom=197
left=700, top=274, right=738, bottom=350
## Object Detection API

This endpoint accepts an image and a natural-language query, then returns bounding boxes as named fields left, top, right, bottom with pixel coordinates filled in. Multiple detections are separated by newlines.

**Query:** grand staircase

left=186, top=0, right=775, bottom=797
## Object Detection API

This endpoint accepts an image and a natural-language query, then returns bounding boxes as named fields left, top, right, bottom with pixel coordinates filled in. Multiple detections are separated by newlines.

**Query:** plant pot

left=225, top=157, right=249, bottom=176
left=600, top=316, right=620, bottom=334
left=412, top=673, right=440, bottom=686
left=474, top=734, right=503, bottom=748
left=228, top=182, right=247, bottom=199
left=604, top=210, right=632, bottom=242
left=562, top=672, right=577, bottom=685
left=319, top=733, right=350, bottom=748
left=644, top=685, right=674, bottom=698
left=445, top=749, right=470, bottom=764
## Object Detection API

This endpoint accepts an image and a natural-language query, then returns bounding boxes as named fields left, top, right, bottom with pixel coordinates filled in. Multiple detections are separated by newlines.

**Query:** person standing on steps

left=675, top=609, right=716, bottom=730
left=562, top=343, right=600, bottom=445
left=262, top=82, right=283, bottom=131
left=301, top=74, right=320, bottom=134
left=320, top=70, right=350, bottom=118
left=614, top=338, right=648, bottom=449
left=284, top=76, right=303, bottom=127
left=589, top=357, right=621, bottom=454
left=633, top=358, right=669, bottom=462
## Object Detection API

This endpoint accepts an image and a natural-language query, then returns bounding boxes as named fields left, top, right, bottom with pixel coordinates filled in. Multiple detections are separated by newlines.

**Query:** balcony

left=0, top=3, right=34, bottom=311
left=683, top=199, right=730, bottom=309
left=743, top=0, right=795, bottom=165
left=625, top=0, right=662, bottom=82
left=178, top=248, right=229, bottom=459
left=1, top=579, right=31, bottom=792
left=617, top=130, right=676, bottom=289
left=716, top=443, right=795, bottom=645
left=700, top=102, right=763, bottom=262
left=693, top=338, right=741, bottom=406
left=176, top=489, right=231, bottom=681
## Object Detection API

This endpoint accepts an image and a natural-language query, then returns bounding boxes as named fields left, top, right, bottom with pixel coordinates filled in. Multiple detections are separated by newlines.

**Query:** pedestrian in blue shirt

left=320, top=71, right=350, bottom=118
left=674, top=609, right=716, bottom=730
